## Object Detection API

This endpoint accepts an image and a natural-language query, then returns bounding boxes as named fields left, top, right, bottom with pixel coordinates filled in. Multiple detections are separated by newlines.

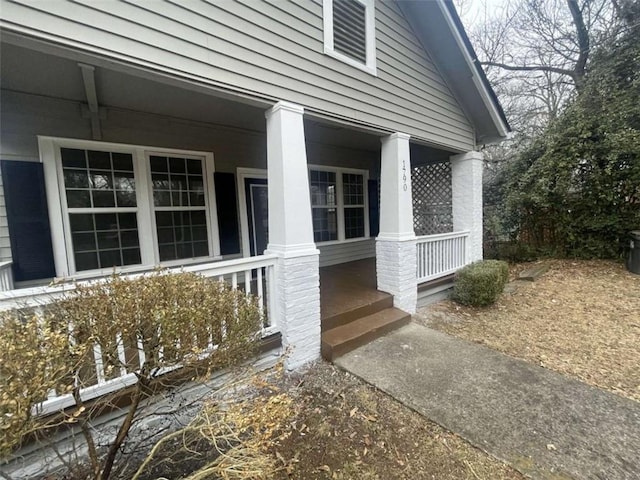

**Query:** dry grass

left=417, top=259, right=640, bottom=402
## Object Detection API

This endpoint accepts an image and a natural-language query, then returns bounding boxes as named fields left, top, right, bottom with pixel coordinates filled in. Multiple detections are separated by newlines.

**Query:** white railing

left=0, top=261, right=13, bottom=291
left=416, top=231, right=470, bottom=283
left=0, top=254, right=278, bottom=415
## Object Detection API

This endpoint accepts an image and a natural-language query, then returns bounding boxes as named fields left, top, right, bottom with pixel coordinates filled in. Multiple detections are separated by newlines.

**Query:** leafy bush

left=0, top=271, right=262, bottom=478
left=452, top=260, right=509, bottom=307
left=493, top=16, right=640, bottom=259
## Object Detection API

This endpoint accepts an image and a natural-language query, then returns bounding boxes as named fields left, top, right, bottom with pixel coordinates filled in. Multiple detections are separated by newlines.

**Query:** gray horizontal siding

left=1, top=0, right=475, bottom=152
left=318, top=239, right=376, bottom=267
left=0, top=90, right=380, bottom=266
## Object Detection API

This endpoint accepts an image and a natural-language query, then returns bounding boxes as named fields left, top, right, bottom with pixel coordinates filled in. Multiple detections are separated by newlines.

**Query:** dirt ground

left=270, top=361, right=523, bottom=480
left=416, top=259, right=640, bottom=403
left=115, top=361, right=523, bottom=480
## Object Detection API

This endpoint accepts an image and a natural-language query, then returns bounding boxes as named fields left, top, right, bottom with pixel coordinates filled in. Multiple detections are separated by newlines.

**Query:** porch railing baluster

left=1, top=254, right=279, bottom=416
left=0, top=261, right=13, bottom=292
left=416, top=231, right=470, bottom=283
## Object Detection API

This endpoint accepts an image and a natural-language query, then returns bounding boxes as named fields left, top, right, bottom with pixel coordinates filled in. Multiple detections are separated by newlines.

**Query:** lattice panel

left=412, top=162, right=453, bottom=236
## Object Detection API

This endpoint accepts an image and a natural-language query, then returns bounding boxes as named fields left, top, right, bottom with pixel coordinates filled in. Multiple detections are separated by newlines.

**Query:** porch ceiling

left=0, top=42, right=384, bottom=152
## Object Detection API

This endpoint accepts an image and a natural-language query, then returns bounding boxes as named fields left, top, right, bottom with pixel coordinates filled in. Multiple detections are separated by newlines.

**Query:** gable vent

left=333, top=0, right=367, bottom=64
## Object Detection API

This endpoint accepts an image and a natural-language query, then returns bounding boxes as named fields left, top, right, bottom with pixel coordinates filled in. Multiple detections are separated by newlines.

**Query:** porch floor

left=319, top=258, right=412, bottom=361
left=319, top=258, right=389, bottom=324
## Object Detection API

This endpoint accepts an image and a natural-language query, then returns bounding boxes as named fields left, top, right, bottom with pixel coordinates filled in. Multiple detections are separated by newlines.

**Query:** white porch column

left=451, top=150, right=484, bottom=262
left=264, top=101, right=320, bottom=370
left=376, top=133, right=417, bottom=314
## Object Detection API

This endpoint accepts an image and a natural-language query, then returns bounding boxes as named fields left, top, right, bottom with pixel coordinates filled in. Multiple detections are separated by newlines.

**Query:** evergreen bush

left=452, top=260, right=509, bottom=307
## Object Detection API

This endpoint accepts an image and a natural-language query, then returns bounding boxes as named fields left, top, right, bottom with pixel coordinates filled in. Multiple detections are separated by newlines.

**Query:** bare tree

left=474, top=0, right=617, bottom=91
left=463, top=0, right=622, bottom=138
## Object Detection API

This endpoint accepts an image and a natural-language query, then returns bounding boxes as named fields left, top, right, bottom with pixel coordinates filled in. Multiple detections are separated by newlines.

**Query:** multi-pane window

left=310, top=170, right=338, bottom=242
left=150, top=155, right=209, bottom=261
left=342, top=173, right=365, bottom=239
left=309, top=169, right=367, bottom=243
left=61, top=148, right=141, bottom=272
left=57, top=144, right=214, bottom=275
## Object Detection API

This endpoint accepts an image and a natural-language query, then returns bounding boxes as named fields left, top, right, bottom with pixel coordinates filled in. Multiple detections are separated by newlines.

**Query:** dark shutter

left=368, top=179, right=379, bottom=237
left=1, top=160, right=56, bottom=281
left=214, top=172, right=241, bottom=255
left=333, top=0, right=367, bottom=64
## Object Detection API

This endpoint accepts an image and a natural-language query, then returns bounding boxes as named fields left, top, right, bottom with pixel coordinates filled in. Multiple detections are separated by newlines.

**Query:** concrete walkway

left=335, top=323, right=640, bottom=480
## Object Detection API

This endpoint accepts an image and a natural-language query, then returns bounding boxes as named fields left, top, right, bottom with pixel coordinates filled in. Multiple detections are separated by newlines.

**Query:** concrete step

left=321, top=294, right=393, bottom=332
left=321, top=307, right=411, bottom=361
left=519, top=263, right=550, bottom=281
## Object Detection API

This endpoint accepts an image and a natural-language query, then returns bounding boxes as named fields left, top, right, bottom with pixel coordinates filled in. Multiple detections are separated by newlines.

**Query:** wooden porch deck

left=319, top=258, right=388, bottom=324
left=319, top=258, right=411, bottom=360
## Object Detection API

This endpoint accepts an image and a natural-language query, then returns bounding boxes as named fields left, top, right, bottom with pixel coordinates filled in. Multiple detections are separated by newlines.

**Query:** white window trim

left=323, top=0, right=377, bottom=76
left=38, top=136, right=221, bottom=279
left=237, top=166, right=370, bottom=256
left=236, top=167, right=267, bottom=259
left=308, top=164, right=370, bottom=244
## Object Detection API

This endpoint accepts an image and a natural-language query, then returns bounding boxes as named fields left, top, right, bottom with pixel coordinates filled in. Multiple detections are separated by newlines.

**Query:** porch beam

left=376, top=133, right=417, bottom=314
left=451, top=151, right=484, bottom=262
left=264, top=101, right=320, bottom=369
left=78, top=63, right=102, bottom=140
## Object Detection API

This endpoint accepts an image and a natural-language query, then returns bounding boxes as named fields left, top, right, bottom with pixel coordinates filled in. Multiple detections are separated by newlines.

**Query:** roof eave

left=397, top=0, right=511, bottom=145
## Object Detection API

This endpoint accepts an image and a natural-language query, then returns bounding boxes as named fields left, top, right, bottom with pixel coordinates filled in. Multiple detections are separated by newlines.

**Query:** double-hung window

left=149, top=155, right=209, bottom=261
left=309, top=167, right=368, bottom=243
left=61, top=148, right=141, bottom=272
left=46, top=138, right=218, bottom=276
left=342, top=173, right=365, bottom=239
left=310, top=170, right=338, bottom=242
left=323, top=0, right=376, bottom=74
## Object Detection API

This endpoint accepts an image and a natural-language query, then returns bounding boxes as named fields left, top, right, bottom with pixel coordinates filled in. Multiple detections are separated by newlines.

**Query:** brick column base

left=272, top=253, right=321, bottom=369
left=376, top=238, right=417, bottom=314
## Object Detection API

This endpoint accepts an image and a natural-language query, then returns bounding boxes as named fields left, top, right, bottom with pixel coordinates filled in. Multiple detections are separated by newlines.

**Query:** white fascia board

left=435, top=0, right=509, bottom=139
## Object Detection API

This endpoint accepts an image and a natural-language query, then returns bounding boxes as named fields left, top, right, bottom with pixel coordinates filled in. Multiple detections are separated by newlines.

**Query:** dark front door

left=245, top=178, right=268, bottom=256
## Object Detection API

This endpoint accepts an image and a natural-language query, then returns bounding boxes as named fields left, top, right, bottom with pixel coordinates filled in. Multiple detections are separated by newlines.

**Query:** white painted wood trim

left=136, top=148, right=156, bottom=266
left=238, top=165, right=370, bottom=253
left=435, top=0, right=509, bottom=138
left=307, top=164, right=370, bottom=244
left=38, top=136, right=221, bottom=276
left=237, top=167, right=268, bottom=258
left=322, top=0, right=377, bottom=76
left=38, top=137, right=69, bottom=277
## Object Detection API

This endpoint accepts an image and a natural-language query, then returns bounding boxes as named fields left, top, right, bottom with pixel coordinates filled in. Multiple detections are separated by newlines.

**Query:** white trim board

left=38, top=136, right=221, bottom=278
left=236, top=168, right=267, bottom=258
left=237, top=165, right=371, bottom=259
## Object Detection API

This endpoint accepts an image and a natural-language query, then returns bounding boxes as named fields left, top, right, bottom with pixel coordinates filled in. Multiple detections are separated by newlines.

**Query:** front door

left=245, top=178, right=268, bottom=256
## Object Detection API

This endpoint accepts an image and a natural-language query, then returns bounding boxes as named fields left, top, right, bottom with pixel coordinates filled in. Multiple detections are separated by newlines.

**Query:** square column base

left=271, top=252, right=321, bottom=369
left=376, top=238, right=417, bottom=314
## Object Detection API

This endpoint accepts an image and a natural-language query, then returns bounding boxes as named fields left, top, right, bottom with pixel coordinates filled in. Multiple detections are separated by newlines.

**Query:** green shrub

left=452, top=260, right=509, bottom=307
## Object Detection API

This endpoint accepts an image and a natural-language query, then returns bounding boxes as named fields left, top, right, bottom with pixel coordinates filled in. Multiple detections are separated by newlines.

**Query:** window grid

left=55, top=144, right=216, bottom=275
left=61, top=148, right=142, bottom=272
left=155, top=211, right=209, bottom=261
left=150, top=155, right=205, bottom=208
left=309, top=169, right=367, bottom=243
left=150, top=155, right=209, bottom=261
left=342, top=173, right=365, bottom=239
left=70, top=212, right=141, bottom=271
left=310, top=170, right=338, bottom=242
left=344, top=207, right=365, bottom=239
left=62, top=148, right=137, bottom=209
